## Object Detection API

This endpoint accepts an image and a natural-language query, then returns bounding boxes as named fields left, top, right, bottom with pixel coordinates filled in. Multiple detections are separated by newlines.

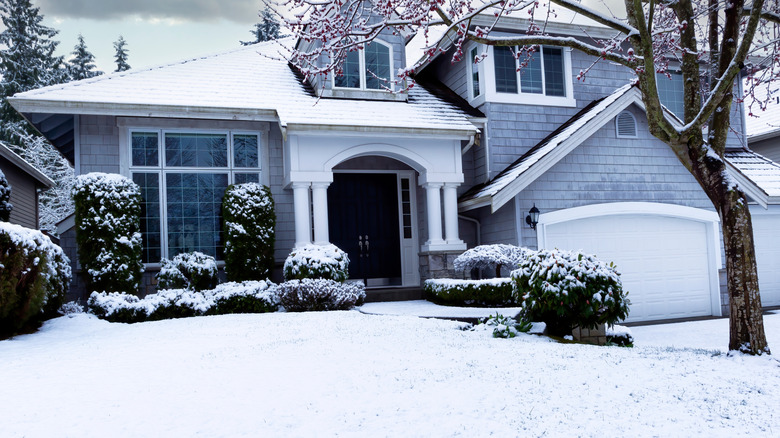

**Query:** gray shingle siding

left=78, top=115, right=120, bottom=174
left=750, top=137, right=780, bottom=162
left=1, top=156, right=38, bottom=229
left=269, top=124, right=294, bottom=263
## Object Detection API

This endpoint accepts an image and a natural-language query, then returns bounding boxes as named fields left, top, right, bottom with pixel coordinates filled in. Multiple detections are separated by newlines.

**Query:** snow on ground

left=359, top=299, right=522, bottom=319
left=1, top=311, right=779, bottom=437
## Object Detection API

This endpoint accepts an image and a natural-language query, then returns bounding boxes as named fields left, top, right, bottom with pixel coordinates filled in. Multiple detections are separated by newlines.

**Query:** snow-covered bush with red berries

left=511, top=249, right=629, bottom=337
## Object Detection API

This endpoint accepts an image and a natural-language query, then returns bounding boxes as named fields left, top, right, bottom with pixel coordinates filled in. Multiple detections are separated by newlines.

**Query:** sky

left=29, top=0, right=624, bottom=74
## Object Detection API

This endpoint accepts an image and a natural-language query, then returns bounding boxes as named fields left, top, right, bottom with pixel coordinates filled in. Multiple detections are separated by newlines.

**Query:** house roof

left=459, top=83, right=641, bottom=212
left=9, top=38, right=477, bottom=137
left=743, top=79, right=780, bottom=142
left=0, top=142, right=54, bottom=188
left=724, top=149, right=780, bottom=208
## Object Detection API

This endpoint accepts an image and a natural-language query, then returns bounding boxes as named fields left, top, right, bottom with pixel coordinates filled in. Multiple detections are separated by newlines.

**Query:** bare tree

left=279, top=0, right=780, bottom=354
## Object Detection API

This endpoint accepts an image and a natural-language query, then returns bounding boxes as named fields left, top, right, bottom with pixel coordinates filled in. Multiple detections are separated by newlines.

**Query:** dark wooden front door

left=328, top=173, right=402, bottom=285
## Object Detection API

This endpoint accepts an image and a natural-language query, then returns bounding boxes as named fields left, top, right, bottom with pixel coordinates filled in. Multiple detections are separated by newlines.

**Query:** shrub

left=283, top=244, right=349, bottom=282
left=276, top=278, right=365, bottom=311
left=156, top=251, right=218, bottom=292
left=511, top=249, right=630, bottom=337
left=73, top=173, right=143, bottom=293
left=424, top=278, right=515, bottom=307
left=479, top=313, right=532, bottom=338
left=454, top=244, right=529, bottom=277
left=606, top=324, right=634, bottom=347
left=87, top=280, right=279, bottom=323
left=0, top=222, right=71, bottom=336
left=0, top=169, right=12, bottom=222
left=223, top=183, right=276, bottom=281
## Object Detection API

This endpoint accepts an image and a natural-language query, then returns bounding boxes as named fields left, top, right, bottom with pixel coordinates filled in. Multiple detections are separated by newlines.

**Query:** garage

left=751, top=209, right=780, bottom=307
left=538, top=203, right=721, bottom=323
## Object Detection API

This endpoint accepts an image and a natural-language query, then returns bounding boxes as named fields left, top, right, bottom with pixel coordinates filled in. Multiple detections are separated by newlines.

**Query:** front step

left=364, top=287, right=424, bottom=303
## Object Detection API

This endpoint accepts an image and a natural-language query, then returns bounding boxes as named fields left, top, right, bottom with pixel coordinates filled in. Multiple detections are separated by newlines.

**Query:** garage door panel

left=545, top=214, right=714, bottom=322
left=752, top=214, right=780, bottom=306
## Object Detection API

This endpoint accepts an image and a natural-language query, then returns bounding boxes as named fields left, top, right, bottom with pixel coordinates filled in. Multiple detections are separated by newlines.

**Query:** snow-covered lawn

left=1, top=310, right=779, bottom=437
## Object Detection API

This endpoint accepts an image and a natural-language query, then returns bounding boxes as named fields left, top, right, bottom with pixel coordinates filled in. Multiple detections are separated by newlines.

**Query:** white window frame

left=615, top=110, right=638, bottom=138
left=126, top=128, right=267, bottom=266
left=474, top=45, right=575, bottom=107
left=332, top=40, right=394, bottom=91
left=466, top=43, right=486, bottom=106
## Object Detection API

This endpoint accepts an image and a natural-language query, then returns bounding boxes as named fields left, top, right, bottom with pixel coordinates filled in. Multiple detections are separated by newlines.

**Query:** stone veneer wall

left=419, top=251, right=465, bottom=282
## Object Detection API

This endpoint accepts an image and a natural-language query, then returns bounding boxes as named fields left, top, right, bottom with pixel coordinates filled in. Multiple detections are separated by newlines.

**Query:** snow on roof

left=459, top=84, right=638, bottom=212
left=10, top=39, right=476, bottom=135
left=743, top=79, right=780, bottom=142
left=724, top=149, right=780, bottom=206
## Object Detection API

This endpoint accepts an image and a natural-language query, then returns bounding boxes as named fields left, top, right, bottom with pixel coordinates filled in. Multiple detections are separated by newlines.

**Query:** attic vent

left=616, top=111, right=637, bottom=138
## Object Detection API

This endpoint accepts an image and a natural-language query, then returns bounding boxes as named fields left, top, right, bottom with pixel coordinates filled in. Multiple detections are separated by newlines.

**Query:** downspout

left=458, top=214, right=481, bottom=246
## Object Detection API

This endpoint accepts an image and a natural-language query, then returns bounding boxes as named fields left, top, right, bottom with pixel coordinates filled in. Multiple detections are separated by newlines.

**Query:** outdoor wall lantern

left=526, top=204, right=540, bottom=230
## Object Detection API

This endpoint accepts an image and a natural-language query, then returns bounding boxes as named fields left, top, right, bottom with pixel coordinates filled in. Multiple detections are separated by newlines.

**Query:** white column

left=311, top=182, right=330, bottom=245
left=424, top=182, right=444, bottom=246
left=442, top=183, right=463, bottom=245
left=292, top=182, right=311, bottom=248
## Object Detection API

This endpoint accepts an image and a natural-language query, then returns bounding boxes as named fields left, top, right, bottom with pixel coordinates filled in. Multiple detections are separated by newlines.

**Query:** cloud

left=34, top=0, right=262, bottom=24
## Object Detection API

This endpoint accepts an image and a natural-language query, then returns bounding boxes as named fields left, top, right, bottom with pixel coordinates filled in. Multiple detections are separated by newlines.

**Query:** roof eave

left=724, top=159, right=769, bottom=209
left=0, top=143, right=55, bottom=188
left=285, top=122, right=477, bottom=138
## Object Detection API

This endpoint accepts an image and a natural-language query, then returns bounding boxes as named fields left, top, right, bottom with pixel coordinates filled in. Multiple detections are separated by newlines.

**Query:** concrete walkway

left=358, top=300, right=522, bottom=323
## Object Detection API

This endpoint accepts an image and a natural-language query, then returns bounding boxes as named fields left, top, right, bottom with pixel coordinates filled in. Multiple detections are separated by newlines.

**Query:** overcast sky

left=30, top=0, right=624, bottom=74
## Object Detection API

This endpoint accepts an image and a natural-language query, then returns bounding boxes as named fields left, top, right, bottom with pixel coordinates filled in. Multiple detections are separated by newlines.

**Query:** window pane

left=543, top=47, right=566, bottom=97
left=131, top=132, right=159, bottom=167
left=166, top=173, right=228, bottom=259
left=165, top=133, right=227, bottom=168
left=234, top=173, right=260, bottom=184
left=132, top=172, right=162, bottom=264
left=335, top=50, right=361, bottom=88
left=233, top=134, right=259, bottom=168
left=471, top=47, right=481, bottom=98
left=365, top=43, right=391, bottom=90
left=494, top=46, right=518, bottom=94
left=656, top=72, right=685, bottom=119
left=520, top=49, right=543, bottom=94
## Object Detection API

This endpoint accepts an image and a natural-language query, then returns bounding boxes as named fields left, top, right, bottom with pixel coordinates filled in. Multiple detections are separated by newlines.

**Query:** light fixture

left=526, top=204, right=540, bottom=230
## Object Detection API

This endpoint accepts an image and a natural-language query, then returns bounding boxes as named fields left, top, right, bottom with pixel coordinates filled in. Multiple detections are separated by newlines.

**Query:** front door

left=328, top=173, right=402, bottom=286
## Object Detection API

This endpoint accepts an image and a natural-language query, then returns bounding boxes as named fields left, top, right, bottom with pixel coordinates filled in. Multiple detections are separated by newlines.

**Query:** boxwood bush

left=424, top=278, right=515, bottom=307
left=454, top=244, right=529, bottom=278
left=0, top=222, right=71, bottom=337
left=283, top=243, right=349, bottom=282
left=223, top=183, right=276, bottom=281
left=73, top=173, right=143, bottom=293
left=276, top=278, right=365, bottom=311
left=511, top=248, right=630, bottom=337
left=156, top=251, right=218, bottom=291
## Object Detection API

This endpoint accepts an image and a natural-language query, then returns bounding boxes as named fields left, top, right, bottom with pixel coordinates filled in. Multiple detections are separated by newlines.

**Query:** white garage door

left=752, top=213, right=780, bottom=306
left=544, top=214, right=715, bottom=322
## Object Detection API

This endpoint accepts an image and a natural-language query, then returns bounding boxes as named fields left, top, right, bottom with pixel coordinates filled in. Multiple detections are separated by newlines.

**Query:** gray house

left=0, top=142, right=54, bottom=229
left=8, top=18, right=778, bottom=322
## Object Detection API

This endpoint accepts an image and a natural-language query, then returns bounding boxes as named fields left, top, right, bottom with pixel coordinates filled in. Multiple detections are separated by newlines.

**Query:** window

left=470, top=47, right=481, bottom=98
left=656, top=72, right=684, bottom=119
left=494, top=46, right=567, bottom=97
left=129, top=130, right=263, bottom=263
left=334, top=41, right=392, bottom=90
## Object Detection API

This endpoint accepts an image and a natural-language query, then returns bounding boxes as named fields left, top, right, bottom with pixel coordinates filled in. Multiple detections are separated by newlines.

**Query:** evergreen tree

left=0, top=0, right=68, bottom=140
left=69, top=34, right=103, bottom=80
left=240, top=7, right=283, bottom=45
left=113, top=35, right=130, bottom=72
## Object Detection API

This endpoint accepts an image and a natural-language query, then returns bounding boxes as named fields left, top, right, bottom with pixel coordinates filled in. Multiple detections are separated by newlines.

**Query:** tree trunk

left=719, top=191, right=770, bottom=354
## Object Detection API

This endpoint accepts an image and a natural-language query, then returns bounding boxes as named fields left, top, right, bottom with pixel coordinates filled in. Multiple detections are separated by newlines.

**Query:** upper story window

left=465, top=43, right=575, bottom=107
left=129, top=129, right=264, bottom=264
left=656, top=72, right=684, bottom=119
left=334, top=41, right=392, bottom=91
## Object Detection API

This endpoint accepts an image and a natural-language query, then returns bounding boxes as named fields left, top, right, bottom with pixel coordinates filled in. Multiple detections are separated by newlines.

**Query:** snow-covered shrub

left=58, top=301, right=84, bottom=315
left=73, top=173, right=143, bottom=293
left=223, top=183, right=276, bottom=281
left=424, top=278, right=515, bottom=307
left=454, top=244, right=530, bottom=277
left=283, top=244, right=349, bottom=282
left=88, top=280, right=278, bottom=323
left=276, top=279, right=365, bottom=311
left=606, top=324, right=634, bottom=347
left=478, top=313, right=532, bottom=338
left=511, top=249, right=630, bottom=337
left=156, top=251, right=218, bottom=292
left=0, top=169, right=12, bottom=222
left=0, top=222, right=71, bottom=336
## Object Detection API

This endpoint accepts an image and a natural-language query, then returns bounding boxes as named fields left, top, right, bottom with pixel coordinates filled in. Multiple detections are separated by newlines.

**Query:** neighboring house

left=744, top=82, right=780, bottom=162
left=5, top=17, right=772, bottom=322
left=0, top=142, right=54, bottom=229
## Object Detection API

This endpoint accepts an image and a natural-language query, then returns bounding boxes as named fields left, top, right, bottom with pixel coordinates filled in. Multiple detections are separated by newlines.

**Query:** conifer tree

left=0, top=0, right=68, bottom=140
left=113, top=35, right=130, bottom=72
left=69, top=34, right=103, bottom=80
left=240, top=7, right=283, bottom=45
